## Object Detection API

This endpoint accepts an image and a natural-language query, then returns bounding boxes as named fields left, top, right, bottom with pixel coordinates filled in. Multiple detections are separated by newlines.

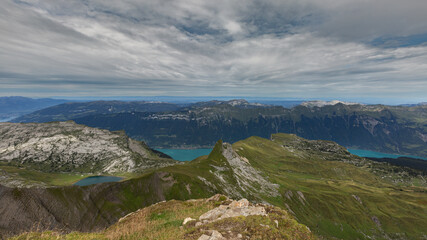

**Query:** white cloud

left=0, top=0, right=426, bottom=101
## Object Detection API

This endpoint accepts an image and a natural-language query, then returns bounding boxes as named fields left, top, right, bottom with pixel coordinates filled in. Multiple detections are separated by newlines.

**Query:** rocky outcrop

left=198, top=230, right=226, bottom=240
left=207, top=142, right=279, bottom=199
left=222, top=143, right=280, bottom=197
left=183, top=196, right=269, bottom=240
left=196, top=198, right=266, bottom=226
left=181, top=195, right=314, bottom=240
left=0, top=121, right=176, bottom=174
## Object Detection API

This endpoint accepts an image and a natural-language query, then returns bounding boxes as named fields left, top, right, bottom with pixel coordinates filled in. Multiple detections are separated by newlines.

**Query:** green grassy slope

left=2, top=133, right=426, bottom=239
left=229, top=134, right=427, bottom=239
left=158, top=134, right=427, bottom=239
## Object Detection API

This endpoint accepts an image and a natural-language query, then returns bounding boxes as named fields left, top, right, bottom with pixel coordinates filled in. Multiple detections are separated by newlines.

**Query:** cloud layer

left=1, top=0, right=427, bottom=101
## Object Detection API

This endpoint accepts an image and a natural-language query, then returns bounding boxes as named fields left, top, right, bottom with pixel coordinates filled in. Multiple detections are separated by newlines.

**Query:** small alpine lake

left=155, top=148, right=212, bottom=161
left=74, top=176, right=123, bottom=186
left=348, top=149, right=427, bottom=160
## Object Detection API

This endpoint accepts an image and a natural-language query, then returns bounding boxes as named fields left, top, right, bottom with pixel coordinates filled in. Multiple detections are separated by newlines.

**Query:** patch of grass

left=11, top=231, right=105, bottom=240
left=0, top=164, right=92, bottom=186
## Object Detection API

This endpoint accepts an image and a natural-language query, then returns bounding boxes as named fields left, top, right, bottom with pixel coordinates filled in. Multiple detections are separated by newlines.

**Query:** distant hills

left=0, top=96, right=70, bottom=120
left=11, top=100, right=180, bottom=123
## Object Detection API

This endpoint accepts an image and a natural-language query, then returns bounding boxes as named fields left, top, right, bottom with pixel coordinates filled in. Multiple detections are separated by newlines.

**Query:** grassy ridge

left=231, top=134, right=427, bottom=239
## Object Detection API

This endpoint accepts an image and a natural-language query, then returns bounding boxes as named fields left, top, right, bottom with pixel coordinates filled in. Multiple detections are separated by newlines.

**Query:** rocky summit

left=0, top=121, right=176, bottom=174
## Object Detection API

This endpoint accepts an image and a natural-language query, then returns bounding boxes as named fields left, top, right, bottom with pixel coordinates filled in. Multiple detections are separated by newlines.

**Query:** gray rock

left=0, top=122, right=176, bottom=177
left=199, top=198, right=267, bottom=224
left=198, top=230, right=226, bottom=240
left=195, top=222, right=203, bottom=227
left=183, top=217, right=195, bottom=225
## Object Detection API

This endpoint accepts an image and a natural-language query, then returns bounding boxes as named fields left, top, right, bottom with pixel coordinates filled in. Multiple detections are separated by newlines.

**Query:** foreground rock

left=181, top=195, right=314, bottom=240
left=197, top=198, right=266, bottom=226
left=198, top=230, right=226, bottom=240
left=193, top=198, right=267, bottom=240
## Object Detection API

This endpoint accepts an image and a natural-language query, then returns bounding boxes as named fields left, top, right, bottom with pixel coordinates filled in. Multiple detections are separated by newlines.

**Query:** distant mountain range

left=12, top=100, right=180, bottom=123
left=11, top=99, right=427, bottom=157
left=0, top=96, right=70, bottom=120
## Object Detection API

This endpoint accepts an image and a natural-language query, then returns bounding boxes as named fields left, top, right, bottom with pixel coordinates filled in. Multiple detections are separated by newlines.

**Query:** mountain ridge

left=64, top=102, right=427, bottom=157
left=0, top=121, right=176, bottom=186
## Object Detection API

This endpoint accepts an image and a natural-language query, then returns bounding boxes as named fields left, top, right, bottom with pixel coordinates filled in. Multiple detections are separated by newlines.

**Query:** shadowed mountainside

left=12, top=100, right=180, bottom=123
left=70, top=101, right=427, bottom=157
left=0, top=96, right=69, bottom=120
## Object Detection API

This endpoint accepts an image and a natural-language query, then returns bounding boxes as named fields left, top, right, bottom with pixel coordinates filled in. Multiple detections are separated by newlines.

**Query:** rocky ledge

left=182, top=194, right=314, bottom=240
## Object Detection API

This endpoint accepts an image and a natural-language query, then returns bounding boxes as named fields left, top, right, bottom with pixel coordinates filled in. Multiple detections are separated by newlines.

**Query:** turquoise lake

left=156, top=148, right=427, bottom=161
left=74, top=176, right=123, bottom=186
left=156, top=148, right=212, bottom=161
left=348, top=149, right=427, bottom=160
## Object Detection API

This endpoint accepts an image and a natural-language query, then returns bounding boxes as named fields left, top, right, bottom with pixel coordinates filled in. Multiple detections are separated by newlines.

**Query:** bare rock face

left=183, top=196, right=307, bottom=240
left=197, top=198, right=267, bottom=225
left=0, top=121, right=176, bottom=174
left=209, top=142, right=280, bottom=199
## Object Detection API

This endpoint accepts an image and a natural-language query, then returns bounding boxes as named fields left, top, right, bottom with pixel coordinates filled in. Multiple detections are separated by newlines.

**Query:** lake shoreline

left=348, top=149, right=427, bottom=161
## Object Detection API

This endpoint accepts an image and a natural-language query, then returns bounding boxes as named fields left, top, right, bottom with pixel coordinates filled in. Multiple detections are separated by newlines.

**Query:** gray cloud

left=1, top=0, right=427, bottom=102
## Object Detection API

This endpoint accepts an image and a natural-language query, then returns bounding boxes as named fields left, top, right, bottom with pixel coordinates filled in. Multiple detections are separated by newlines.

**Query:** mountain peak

left=301, top=100, right=361, bottom=107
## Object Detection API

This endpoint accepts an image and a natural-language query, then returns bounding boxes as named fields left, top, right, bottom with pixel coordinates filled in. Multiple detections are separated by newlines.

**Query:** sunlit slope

left=227, top=134, right=427, bottom=239
left=163, top=133, right=427, bottom=239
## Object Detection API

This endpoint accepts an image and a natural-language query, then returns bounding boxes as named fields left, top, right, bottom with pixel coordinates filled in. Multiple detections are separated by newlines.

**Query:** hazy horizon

left=1, top=95, right=425, bottom=106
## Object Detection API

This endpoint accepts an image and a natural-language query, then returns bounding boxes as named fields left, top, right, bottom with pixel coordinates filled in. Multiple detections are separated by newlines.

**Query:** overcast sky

left=1, top=0, right=427, bottom=103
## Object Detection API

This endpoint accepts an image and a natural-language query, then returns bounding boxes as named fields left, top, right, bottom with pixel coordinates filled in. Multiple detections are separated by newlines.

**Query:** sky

left=1, top=0, right=427, bottom=103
